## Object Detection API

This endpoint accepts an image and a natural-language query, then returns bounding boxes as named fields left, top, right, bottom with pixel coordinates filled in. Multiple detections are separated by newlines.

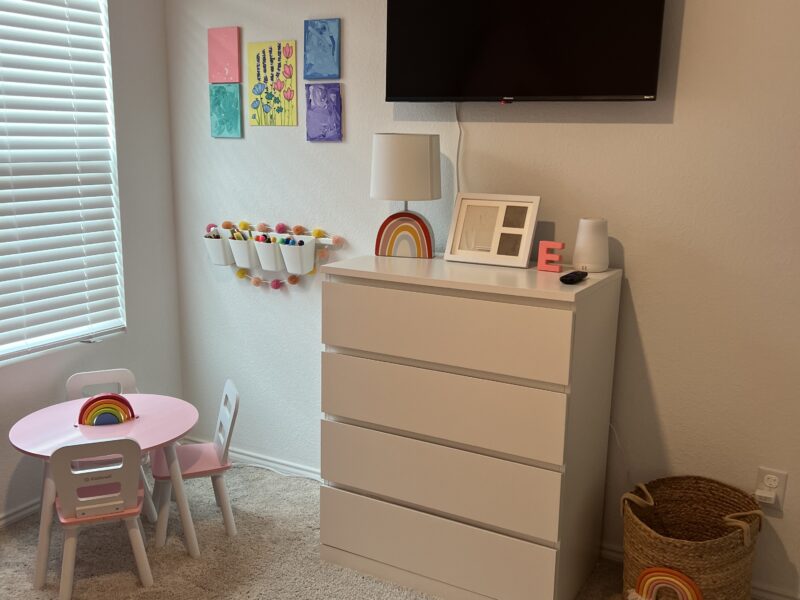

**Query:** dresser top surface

left=322, top=256, right=621, bottom=302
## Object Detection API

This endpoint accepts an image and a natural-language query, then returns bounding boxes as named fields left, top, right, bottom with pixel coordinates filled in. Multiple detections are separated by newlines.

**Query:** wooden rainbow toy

left=631, top=567, right=703, bottom=600
left=78, top=393, right=135, bottom=426
left=375, top=212, right=433, bottom=259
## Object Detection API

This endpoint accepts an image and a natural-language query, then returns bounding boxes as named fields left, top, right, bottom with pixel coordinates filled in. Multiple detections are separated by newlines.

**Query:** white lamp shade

left=370, top=133, right=442, bottom=201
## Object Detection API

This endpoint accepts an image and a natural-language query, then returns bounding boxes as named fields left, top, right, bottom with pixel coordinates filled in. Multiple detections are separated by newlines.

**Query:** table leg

left=163, top=443, right=200, bottom=557
left=34, top=461, right=56, bottom=589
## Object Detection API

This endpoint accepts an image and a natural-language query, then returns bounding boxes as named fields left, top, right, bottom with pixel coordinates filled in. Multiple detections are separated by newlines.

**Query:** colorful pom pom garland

left=78, top=393, right=135, bottom=426
left=203, top=219, right=344, bottom=292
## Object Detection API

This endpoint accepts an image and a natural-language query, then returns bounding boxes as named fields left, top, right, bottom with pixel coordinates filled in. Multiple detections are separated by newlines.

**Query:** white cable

left=454, top=101, right=463, bottom=193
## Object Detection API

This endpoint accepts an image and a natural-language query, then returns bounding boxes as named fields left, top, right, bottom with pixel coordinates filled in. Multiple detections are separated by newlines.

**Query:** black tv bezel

left=384, top=2, right=665, bottom=103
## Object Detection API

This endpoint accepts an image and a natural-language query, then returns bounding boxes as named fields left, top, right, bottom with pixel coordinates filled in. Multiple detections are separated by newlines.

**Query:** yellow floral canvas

left=247, top=40, right=297, bottom=126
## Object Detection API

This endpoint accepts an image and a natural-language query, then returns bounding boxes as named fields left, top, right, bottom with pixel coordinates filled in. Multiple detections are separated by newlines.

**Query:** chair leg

left=125, top=517, right=153, bottom=587
left=155, top=480, right=172, bottom=548
left=211, top=474, right=236, bottom=536
left=59, top=527, right=79, bottom=600
left=137, top=514, right=146, bottom=544
left=140, top=465, right=158, bottom=523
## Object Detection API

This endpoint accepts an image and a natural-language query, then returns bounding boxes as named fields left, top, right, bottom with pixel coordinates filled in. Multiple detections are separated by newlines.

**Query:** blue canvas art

left=209, top=84, right=242, bottom=138
left=304, top=18, right=340, bottom=79
left=306, top=83, right=342, bottom=142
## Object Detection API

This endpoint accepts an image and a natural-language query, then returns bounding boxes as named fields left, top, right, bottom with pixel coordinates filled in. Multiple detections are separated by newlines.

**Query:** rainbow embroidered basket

left=622, top=476, right=763, bottom=600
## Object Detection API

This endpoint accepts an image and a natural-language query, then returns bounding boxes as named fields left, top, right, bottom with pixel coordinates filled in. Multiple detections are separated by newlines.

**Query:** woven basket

left=622, top=476, right=763, bottom=600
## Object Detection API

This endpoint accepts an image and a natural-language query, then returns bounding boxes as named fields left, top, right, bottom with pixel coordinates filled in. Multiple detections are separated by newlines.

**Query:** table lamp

left=371, top=133, right=441, bottom=258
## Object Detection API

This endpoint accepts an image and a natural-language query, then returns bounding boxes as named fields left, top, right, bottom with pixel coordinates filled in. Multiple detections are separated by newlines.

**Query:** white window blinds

left=0, top=0, right=125, bottom=361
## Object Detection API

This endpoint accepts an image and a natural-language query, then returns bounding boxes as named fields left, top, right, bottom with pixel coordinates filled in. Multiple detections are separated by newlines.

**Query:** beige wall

left=0, top=0, right=183, bottom=523
left=165, top=0, right=800, bottom=596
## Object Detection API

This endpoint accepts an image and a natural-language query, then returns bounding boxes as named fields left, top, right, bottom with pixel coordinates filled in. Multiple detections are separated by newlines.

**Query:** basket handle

left=724, top=510, right=764, bottom=548
left=620, top=483, right=654, bottom=515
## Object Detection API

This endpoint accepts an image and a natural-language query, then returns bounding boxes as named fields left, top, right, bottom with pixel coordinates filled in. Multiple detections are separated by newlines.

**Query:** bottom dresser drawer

left=320, top=486, right=557, bottom=600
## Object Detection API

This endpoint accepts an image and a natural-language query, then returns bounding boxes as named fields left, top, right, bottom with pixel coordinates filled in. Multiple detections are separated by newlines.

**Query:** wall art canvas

left=304, top=19, right=340, bottom=79
left=248, top=40, right=297, bottom=127
left=208, top=26, right=240, bottom=83
left=209, top=84, right=242, bottom=138
left=306, top=83, right=342, bottom=142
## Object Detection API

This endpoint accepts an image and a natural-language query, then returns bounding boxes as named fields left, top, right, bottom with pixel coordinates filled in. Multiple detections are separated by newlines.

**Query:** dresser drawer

left=322, top=352, right=566, bottom=465
left=322, top=420, right=562, bottom=542
left=321, top=486, right=557, bottom=600
left=322, top=281, right=573, bottom=385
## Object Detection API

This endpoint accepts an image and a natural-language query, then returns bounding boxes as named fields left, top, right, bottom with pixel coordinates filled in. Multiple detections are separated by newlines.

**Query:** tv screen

left=386, top=0, right=666, bottom=102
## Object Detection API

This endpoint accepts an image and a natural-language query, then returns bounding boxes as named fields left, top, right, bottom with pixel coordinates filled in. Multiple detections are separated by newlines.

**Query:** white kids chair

left=151, top=379, right=240, bottom=542
left=65, top=368, right=158, bottom=523
left=51, top=438, right=153, bottom=600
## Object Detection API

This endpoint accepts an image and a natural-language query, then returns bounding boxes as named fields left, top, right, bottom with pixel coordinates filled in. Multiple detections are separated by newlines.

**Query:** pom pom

left=297, top=240, right=305, bottom=246
left=311, top=228, right=325, bottom=238
left=292, top=224, right=306, bottom=235
left=235, top=268, right=248, bottom=279
left=256, top=222, right=269, bottom=233
left=318, top=247, right=330, bottom=260
left=331, top=235, right=345, bottom=248
left=270, top=278, right=282, bottom=290
left=270, top=237, right=277, bottom=243
left=275, top=222, right=288, bottom=234
left=238, top=220, right=252, bottom=231
left=221, top=220, right=234, bottom=230
left=290, top=239, right=297, bottom=246
left=287, top=274, right=300, bottom=285
left=251, top=276, right=263, bottom=287
left=206, top=223, right=217, bottom=233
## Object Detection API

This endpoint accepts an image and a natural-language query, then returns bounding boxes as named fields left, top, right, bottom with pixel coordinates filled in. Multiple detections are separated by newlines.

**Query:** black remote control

left=559, top=271, right=588, bottom=285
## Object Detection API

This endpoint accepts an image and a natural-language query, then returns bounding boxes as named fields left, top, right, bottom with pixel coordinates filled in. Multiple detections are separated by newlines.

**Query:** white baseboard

left=601, top=542, right=798, bottom=600
left=183, top=436, right=322, bottom=481
left=0, top=497, right=40, bottom=528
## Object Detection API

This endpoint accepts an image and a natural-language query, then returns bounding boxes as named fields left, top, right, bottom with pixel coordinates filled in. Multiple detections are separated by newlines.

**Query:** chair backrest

left=51, top=438, right=142, bottom=519
left=66, top=368, right=139, bottom=400
left=213, top=379, right=240, bottom=464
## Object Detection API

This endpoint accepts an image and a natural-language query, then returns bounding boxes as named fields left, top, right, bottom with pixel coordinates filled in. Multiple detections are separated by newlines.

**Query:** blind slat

left=0, top=228, right=116, bottom=256
left=0, top=284, right=118, bottom=324
left=0, top=172, right=111, bottom=191
left=0, top=261, right=116, bottom=295
left=0, top=306, right=122, bottom=346
left=0, top=216, right=114, bottom=243
left=0, top=160, right=111, bottom=176
left=0, top=186, right=113, bottom=206
left=0, top=11, right=104, bottom=39
left=0, top=207, right=114, bottom=230
left=0, top=250, right=117, bottom=283
left=0, top=272, right=118, bottom=308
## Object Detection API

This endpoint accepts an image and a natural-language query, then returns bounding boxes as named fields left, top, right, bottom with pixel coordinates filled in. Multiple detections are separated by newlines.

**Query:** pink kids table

left=8, top=393, right=200, bottom=588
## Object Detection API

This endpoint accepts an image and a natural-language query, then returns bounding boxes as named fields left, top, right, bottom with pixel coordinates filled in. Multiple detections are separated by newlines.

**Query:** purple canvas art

left=305, top=83, right=342, bottom=142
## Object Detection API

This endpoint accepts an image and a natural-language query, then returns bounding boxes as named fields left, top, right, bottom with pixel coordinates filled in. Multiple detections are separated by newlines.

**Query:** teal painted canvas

left=210, top=83, right=242, bottom=138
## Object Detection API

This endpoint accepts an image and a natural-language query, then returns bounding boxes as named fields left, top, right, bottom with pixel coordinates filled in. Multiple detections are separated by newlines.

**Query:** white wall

left=166, top=0, right=800, bottom=596
left=0, top=0, right=182, bottom=523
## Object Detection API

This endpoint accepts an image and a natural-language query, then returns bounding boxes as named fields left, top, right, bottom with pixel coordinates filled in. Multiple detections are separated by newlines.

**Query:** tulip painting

left=247, top=40, right=297, bottom=126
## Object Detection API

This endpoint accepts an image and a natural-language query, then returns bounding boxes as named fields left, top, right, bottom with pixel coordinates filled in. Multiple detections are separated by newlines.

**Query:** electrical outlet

left=756, top=467, right=788, bottom=510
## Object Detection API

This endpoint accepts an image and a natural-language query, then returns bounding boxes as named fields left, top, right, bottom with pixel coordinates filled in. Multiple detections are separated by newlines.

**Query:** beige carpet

left=0, top=466, right=622, bottom=599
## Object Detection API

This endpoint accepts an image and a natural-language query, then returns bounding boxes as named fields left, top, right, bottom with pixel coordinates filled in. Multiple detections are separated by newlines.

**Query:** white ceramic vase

left=572, top=218, right=609, bottom=273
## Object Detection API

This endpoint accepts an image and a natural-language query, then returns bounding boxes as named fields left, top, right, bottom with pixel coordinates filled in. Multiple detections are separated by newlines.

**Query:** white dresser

left=320, top=256, right=622, bottom=600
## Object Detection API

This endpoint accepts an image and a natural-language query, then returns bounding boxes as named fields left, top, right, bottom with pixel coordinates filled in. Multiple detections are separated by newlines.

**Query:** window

left=0, top=0, right=125, bottom=361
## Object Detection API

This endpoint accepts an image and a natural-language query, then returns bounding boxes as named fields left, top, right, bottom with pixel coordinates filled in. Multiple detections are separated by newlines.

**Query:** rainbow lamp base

left=374, top=211, right=433, bottom=259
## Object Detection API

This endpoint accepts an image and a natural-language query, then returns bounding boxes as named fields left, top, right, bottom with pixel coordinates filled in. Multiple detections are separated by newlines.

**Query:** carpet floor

left=0, top=466, right=623, bottom=599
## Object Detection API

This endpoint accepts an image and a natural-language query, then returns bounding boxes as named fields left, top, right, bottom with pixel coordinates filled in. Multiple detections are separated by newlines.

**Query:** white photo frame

left=445, top=193, right=541, bottom=268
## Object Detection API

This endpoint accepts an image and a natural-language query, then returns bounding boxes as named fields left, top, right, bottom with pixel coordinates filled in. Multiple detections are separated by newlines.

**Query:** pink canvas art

left=208, top=26, right=241, bottom=83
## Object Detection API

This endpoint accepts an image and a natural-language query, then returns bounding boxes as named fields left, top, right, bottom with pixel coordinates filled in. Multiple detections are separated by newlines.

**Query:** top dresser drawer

left=322, top=281, right=573, bottom=385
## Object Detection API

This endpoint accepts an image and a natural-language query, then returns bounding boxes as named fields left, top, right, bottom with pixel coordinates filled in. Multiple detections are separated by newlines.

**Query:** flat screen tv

left=386, top=0, right=666, bottom=102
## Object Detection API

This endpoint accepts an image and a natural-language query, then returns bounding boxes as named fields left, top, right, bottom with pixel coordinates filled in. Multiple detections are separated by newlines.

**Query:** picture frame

left=445, top=192, right=541, bottom=268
